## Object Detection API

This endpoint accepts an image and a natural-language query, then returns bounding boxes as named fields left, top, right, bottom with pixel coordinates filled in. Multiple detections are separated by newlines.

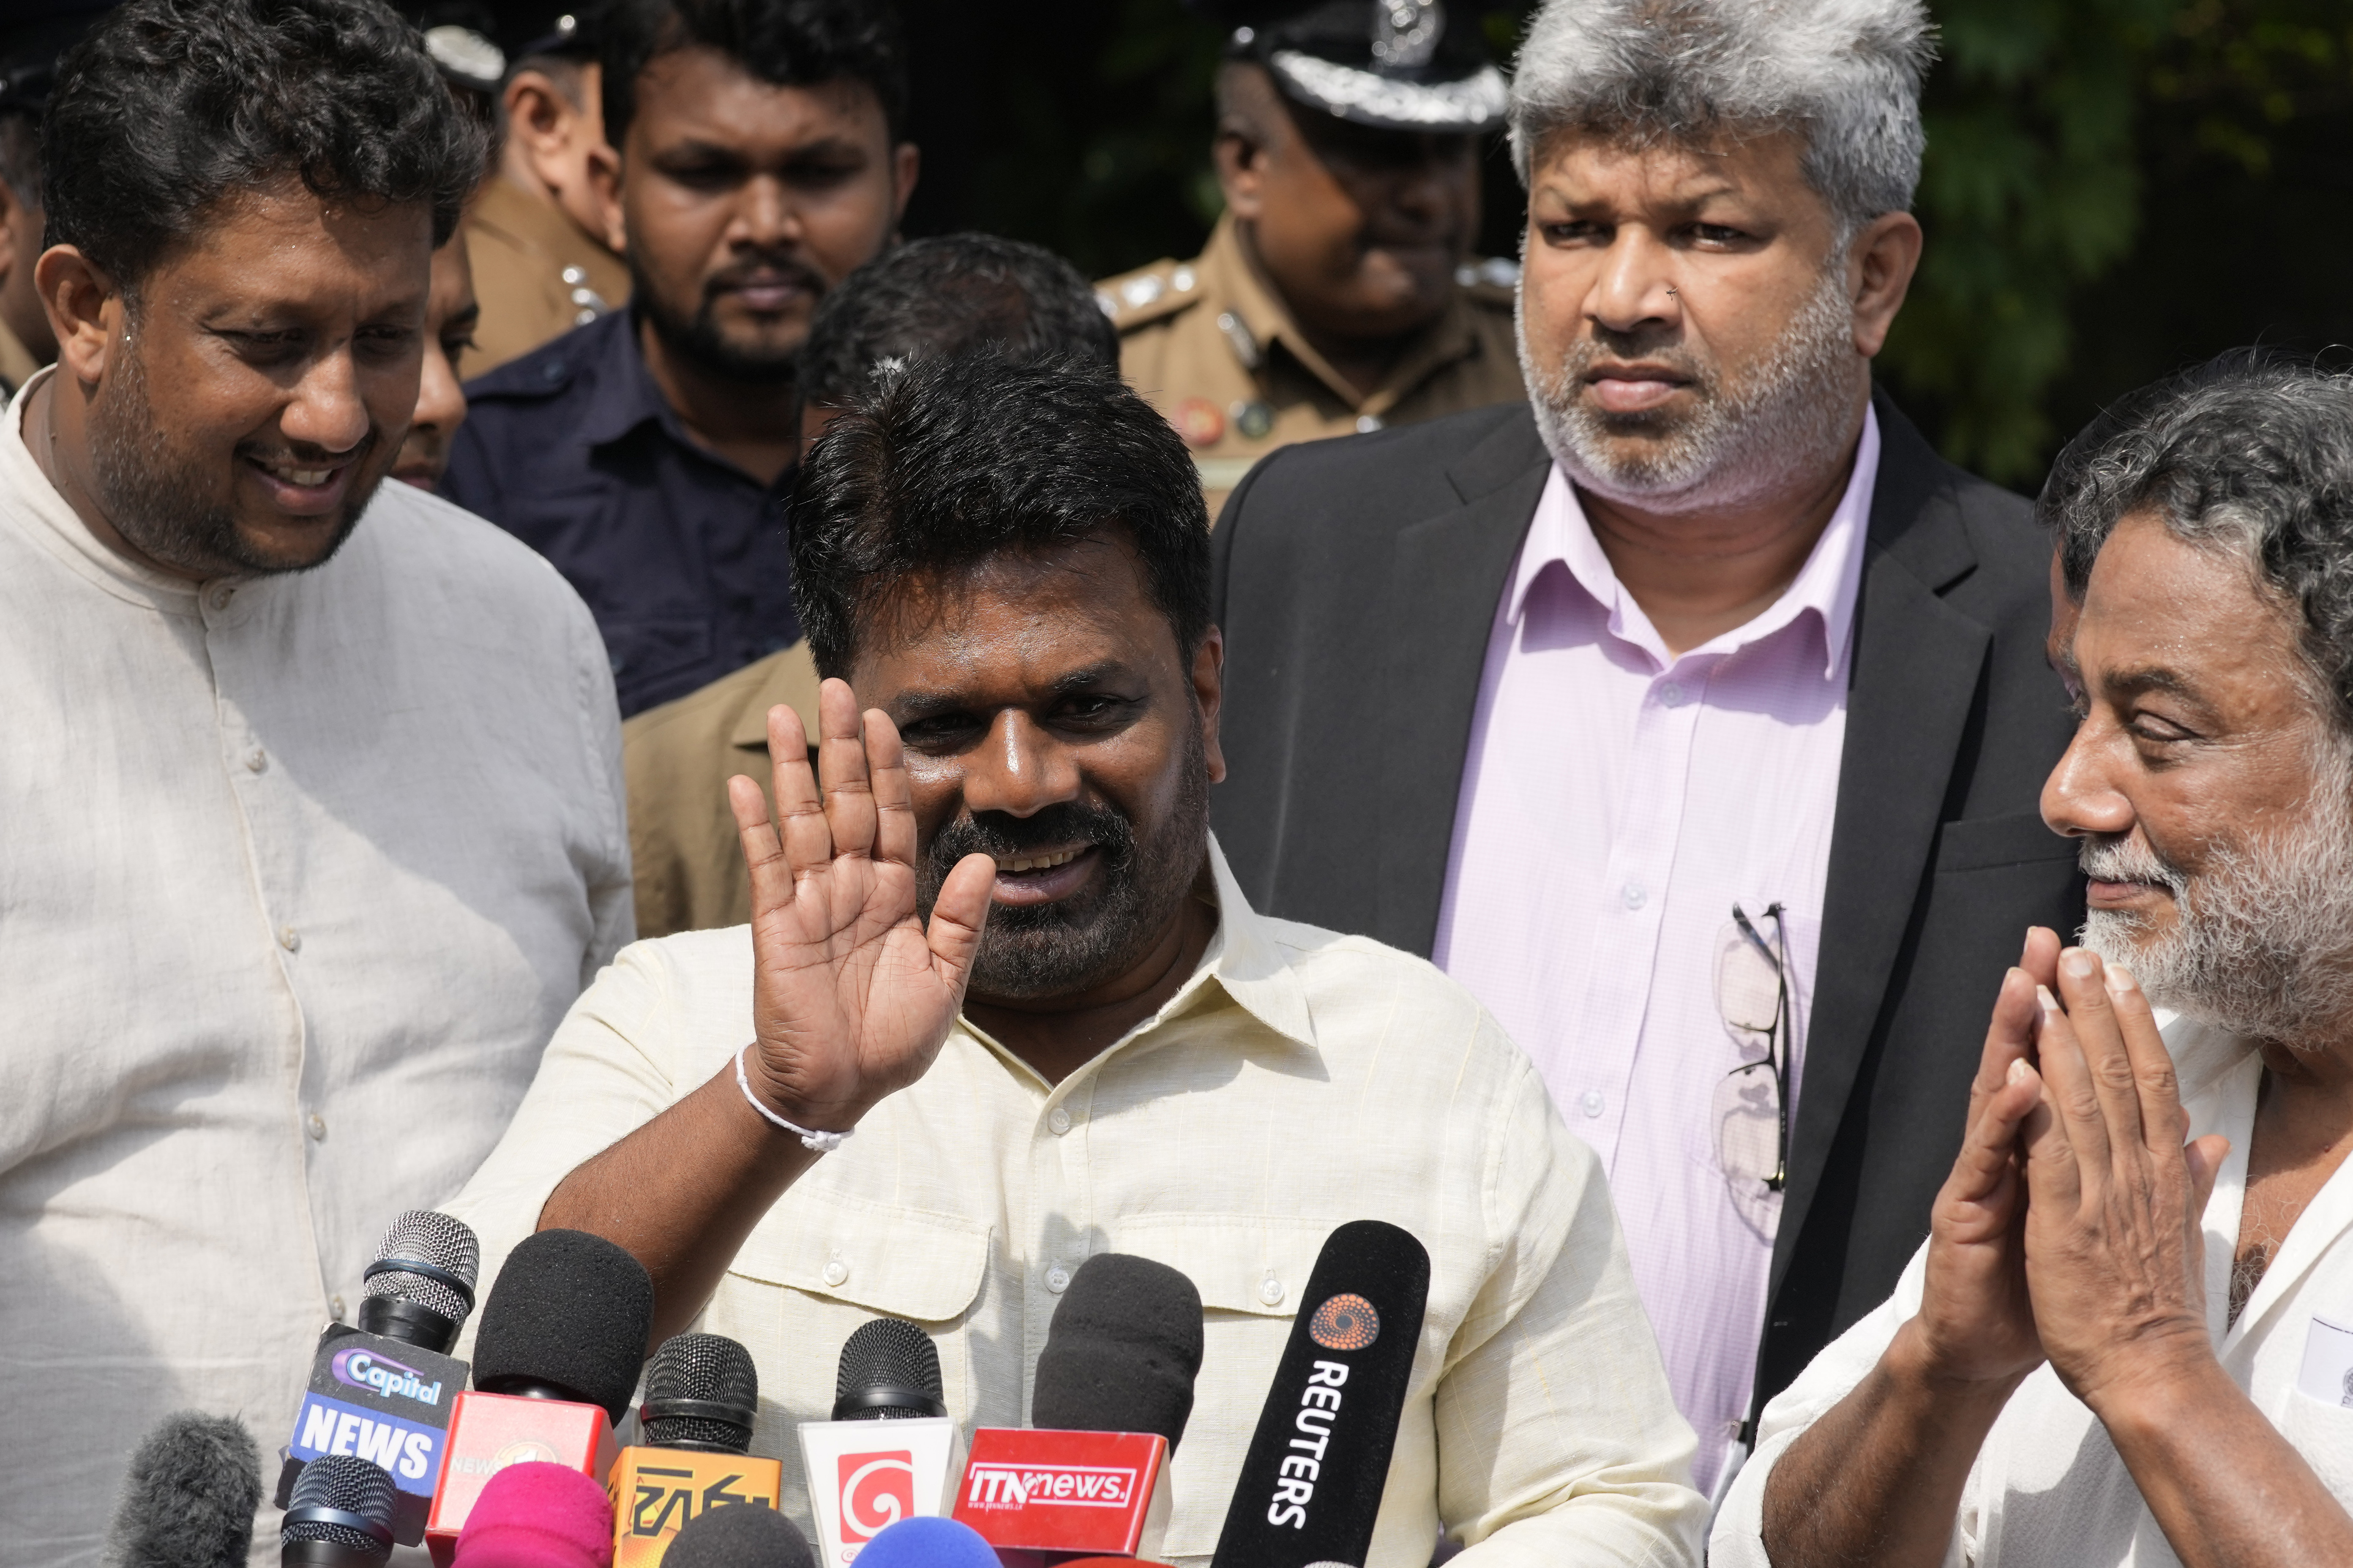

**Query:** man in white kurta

left=0, top=368, right=633, bottom=1560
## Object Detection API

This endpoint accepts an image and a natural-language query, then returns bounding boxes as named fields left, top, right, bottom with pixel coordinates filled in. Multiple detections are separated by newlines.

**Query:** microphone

left=799, top=1319, right=963, bottom=1568
left=661, top=1501, right=815, bottom=1568
left=846, top=1516, right=996, bottom=1568
left=611, top=1333, right=785, bottom=1566
left=282, top=1453, right=398, bottom=1566
left=1208, top=1221, right=1431, bottom=1568
left=426, top=1230, right=653, bottom=1563
left=952, top=1255, right=1203, bottom=1565
left=106, top=1410, right=263, bottom=1568
left=450, top=1461, right=617, bottom=1568
left=278, top=1211, right=481, bottom=1543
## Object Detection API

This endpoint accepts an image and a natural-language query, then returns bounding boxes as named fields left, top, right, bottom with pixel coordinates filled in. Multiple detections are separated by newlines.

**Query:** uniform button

left=1355, top=414, right=1384, bottom=434
left=1580, top=1090, right=1605, bottom=1118
left=1258, top=1276, right=1285, bottom=1306
left=561, top=265, right=588, bottom=285
left=207, top=585, right=234, bottom=611
left=1658, top=682, right=1687, bottom=708
left=279, top=925, right=302, bottom=952
left=330, top=1295, right=346, bottom=1321
left=1045, top=1265, right=1071, bottom=1294
left=1121, top=274, right=1165, bottom=308
left=1171, top=266, right=1196, bottom=292
left=822, top=1259, right=849, bottom=1287
left=307, top=1112, right=327, bottom=1140
left=1047, top=1107, right=1072, bottom=1135
left=245, top=747, right=268, bottom=773
left=1621, top=883, right=1647, bottom=910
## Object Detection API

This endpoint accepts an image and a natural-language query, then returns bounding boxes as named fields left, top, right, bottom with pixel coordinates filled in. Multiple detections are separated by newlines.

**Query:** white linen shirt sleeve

left=561, top=576, right=636, bottom=975
left=1441, top=1044, right=1709, bottom=1568
left=1709, top=1240, right=1972, bottom=1568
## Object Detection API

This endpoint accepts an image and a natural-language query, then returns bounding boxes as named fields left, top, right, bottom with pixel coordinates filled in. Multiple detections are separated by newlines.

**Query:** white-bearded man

left=1715, top=353, right=2353, bottom=1568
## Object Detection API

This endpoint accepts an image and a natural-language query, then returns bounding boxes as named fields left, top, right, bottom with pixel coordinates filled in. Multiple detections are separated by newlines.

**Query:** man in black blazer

left=1208, top=0, right=2083, bottom=1495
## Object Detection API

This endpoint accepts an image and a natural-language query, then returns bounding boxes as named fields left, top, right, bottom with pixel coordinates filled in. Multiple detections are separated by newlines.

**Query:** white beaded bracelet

left=734, top=1044, right=853, bottom=1154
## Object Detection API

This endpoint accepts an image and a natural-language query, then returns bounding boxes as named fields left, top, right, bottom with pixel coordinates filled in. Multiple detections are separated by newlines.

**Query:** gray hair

left=2045, top=353, right=2353, bottom=733
left=1507, top=0, right=1935, bottom=233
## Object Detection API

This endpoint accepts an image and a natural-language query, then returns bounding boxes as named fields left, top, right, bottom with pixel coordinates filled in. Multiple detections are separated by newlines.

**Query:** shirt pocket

left=1105, top=1214, right=1340, bottom=1319
left=2280, top=1386, right=2353, bottom=1504
left=728, top=1184, right=994, bottom=1324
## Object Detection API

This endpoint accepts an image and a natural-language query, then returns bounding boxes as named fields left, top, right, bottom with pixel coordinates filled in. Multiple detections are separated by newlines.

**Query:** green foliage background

left=896, top=0, right=2353, bottom=488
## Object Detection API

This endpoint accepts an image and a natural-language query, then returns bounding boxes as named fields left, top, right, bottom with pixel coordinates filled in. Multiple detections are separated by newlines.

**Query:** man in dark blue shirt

left=443, top=0, right=917, bottom=716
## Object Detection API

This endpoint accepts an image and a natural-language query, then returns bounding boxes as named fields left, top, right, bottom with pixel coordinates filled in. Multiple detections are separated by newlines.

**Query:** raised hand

left=1904, top=926, right=2062, bottom=1389
left=2018, top=948, right=2230, bottom=1414
left=729, top=678, right=997, bottom=1134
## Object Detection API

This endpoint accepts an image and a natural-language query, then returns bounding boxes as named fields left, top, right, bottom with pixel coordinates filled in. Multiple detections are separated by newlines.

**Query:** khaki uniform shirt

left=1104, top=213, right=1526, bottom=515
left=462, top=175, right=631, bottom=377
left=447, top=837, right=1707, bottom=1568
left=622, top=641, right=823, bottom=939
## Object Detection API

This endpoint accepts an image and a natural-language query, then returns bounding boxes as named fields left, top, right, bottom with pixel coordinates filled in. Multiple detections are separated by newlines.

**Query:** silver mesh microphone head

left=642, top=1333, right=759, bottom=1452
left=363, top=1210, right=478, bottom=1323
left=282, top=1454, right=395, bottom=1561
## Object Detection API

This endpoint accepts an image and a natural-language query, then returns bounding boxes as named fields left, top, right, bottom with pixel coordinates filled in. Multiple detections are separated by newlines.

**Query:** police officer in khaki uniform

left=461, top=8, right=631, bottom=375
left=1103, top=0, right=1524, bottom=513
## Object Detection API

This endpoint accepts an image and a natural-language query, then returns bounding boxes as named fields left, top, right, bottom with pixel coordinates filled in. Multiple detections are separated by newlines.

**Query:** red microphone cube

left=426, top=1391, right=620, bottom=1565
left=950, top=1429, right=1169, bottom=1562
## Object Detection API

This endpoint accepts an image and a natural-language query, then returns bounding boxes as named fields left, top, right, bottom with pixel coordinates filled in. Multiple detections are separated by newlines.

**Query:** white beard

left=1517, top=260, right=1863, bottom=517
left=2080, top=750, right=2353, bottom=1054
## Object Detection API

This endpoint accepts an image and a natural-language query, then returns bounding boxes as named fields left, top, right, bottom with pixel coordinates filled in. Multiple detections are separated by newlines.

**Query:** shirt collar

left=2, top=365, right=203, bottom=610
left=1510, top=404, right=1880, bottom=680
left=573, top=307, right=682, bottom=452
left=958, top=832, right=1319, bottom=1088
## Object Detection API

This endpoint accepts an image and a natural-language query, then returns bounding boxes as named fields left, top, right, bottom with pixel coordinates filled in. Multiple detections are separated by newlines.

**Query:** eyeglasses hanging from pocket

left=1711, top=902, right=1791, bottom=1236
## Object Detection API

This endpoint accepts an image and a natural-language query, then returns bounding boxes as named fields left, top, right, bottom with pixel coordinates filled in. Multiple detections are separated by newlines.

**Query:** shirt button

left=1355, top=414, right=1384, bottom=434
left=207, top=585, right=234, bottom=611
left=329, top=1295, right=345, bottom=1321
left=306, top=1112, right=326, bottom=1140
left=1621, top=883, right=1647, bottom=910
left=245, top=747, right=268, bottom=773
left=279, top=925, right=301, bottom=952
left=1658, top=681, right=1687, bottom=708
left=561, top=265, right=588, bottom=285
left=1258, top=1276, right=1285, bottom=1306
left=822, top=1259, right=849, bottom=1287
left=1580, top=1090, right=1606, bottom=1118
left=1045, top=1265, right=1071, bottom=1294
left=1047, top=1107, right=1072, bottom=1136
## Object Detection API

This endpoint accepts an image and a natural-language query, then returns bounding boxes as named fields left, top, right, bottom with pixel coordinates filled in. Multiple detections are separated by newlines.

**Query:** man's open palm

left=729, top=679, right=996, bottom=1133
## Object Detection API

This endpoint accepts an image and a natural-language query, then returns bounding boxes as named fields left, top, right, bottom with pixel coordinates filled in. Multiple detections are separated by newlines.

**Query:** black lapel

left=1376, top=409, right=1552, bottom=954
left=1768, top=397, right=1991, bottom=1303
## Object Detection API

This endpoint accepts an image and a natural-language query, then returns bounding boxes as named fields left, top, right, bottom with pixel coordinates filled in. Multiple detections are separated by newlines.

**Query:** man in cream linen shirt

left=2, top=4, right=630, bottom=1560
left=1716, top=357, right=2353, bottom=1567
left=451, top=352, right=1705, bottom=1568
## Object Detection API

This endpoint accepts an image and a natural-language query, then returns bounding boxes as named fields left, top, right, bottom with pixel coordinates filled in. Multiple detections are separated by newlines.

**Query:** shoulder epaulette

left=1095, top=257, right=1208, bottom=333
left=1455, top=255, right=1521, bottom=308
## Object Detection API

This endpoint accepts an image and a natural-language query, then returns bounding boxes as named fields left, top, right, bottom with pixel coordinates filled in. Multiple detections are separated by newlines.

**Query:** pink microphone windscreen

left=450, top=1460, right=616, bottom=1568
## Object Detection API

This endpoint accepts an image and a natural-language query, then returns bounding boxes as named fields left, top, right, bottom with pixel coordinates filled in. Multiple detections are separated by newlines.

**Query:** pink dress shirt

left=1432, top=410, right=1879, bottom=1496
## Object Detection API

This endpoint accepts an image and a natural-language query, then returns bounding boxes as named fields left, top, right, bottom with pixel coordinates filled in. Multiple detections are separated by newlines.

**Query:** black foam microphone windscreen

left=281, top=1452, right=396, bottom=1566
left=1209, top=1220, right=1430, bottom=1568
left=832, top=1317, right=947, bottom=1420
left=1030, top=1253, right=1204, bottom=1451
left=642, top=1331, right=760, bottom=1453
left=358, top=1210, right=480, bottom=1353
left=470, top=1229, right=655, bottom=1422
left=105, top=1410, right=263, bottom=1568
left=662, top=1500, right=817, bottom=1568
